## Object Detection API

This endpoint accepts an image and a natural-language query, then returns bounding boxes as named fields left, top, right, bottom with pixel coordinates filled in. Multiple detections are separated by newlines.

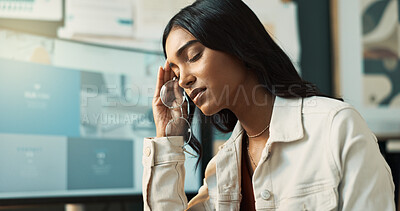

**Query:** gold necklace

left=246, top=124, right=270, bottom=138
left=246, top=136, right=258, bottom=168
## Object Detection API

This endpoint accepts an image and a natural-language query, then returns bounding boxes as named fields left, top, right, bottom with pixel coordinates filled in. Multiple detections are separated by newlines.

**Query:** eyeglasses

left=160, top=77, right=195, bottom=156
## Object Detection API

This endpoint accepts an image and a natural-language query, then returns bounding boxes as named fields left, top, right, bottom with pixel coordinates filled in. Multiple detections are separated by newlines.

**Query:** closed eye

left=188, top=52, right=202, bottom=63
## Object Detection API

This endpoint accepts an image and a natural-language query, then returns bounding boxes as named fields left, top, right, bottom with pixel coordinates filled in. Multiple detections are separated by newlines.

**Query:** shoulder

left=302, top=96, right=353, bottom=115
left=302, top=96, right=370, bottom=134
left=301, top=96, right=373, bottom=146
left=314, top=97, right=378, bottom=167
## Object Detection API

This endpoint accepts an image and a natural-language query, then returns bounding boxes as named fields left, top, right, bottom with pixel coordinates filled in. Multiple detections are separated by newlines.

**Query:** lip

left=193, top=89, right=206, bottom=104
left=190, top=88, right=206, bottom=102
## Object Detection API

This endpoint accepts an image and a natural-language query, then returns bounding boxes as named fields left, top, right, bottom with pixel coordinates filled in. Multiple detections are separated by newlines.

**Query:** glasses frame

left=160, top=77, right=196, bottom=156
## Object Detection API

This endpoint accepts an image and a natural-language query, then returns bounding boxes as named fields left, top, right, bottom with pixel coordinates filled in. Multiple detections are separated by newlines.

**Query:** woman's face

left=165, top=27, right=249, bottom=116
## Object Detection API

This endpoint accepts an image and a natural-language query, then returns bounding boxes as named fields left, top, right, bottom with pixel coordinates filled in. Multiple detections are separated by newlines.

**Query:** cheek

left=201, top=68, right=245, bottom=105
left=205, top=56, right=246, bottom=85
left=210, top=71, right=246, bottom=98
left=195, top=52, right=247, bottom=111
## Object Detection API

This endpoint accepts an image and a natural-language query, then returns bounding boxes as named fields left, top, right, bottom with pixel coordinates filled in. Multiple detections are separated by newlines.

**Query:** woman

left=142, top=0, right=395, bottom=210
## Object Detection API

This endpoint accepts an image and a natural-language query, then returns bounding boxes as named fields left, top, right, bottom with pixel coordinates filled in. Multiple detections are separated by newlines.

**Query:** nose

left=178, top=72, right=195, bottom=88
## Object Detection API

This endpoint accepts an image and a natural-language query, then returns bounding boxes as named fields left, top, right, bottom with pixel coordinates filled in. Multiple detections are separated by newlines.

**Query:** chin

left=198, top=103, right=219, bottom=116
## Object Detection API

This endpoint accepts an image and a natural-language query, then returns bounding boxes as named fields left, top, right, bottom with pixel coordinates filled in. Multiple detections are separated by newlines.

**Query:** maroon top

left=240, top=136, right=256, bottom=211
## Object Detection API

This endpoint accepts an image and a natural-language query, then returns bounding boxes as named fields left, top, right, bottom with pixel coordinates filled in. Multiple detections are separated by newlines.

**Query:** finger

left=173, top=79, right=182, bottom=105
left=182, top=100, right=189, bottom=119
left=154, top=66, right=164, bottom=98
left=164, top=60, right=170, bottom=71
left=163, top=62, right=171, bottom=84
left=170, top=66, right=176, bottom=80
left=164, top=60, right=171, bottom=72
left=170, top=107, right=181, bottom=119
left=169, top=62, right=178, bottom=83
left=165, top=60, right=177, bottom=81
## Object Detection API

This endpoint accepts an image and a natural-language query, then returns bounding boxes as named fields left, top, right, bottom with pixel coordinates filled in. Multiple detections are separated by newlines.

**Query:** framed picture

left=331, top=0, right=400, bottom=139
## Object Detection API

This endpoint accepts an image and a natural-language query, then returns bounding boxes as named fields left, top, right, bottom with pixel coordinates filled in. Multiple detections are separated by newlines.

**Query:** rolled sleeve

left=142, top=136, right=186, bottom=167
left=142, top=136, right=188, bottom=211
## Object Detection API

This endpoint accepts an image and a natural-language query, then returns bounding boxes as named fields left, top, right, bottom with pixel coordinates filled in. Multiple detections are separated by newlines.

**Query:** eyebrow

left=176, top=40, right=200, bottom=57
left=168, top=39, right=200, bottom=70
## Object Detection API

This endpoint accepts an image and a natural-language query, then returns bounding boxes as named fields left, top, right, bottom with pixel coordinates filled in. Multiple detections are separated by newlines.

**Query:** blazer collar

left=227, top=96, right=304, bottom=145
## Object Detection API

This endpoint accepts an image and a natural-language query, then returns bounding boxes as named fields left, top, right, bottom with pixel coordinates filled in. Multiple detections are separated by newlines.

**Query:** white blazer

left=142, top=96, right=395, bottom=210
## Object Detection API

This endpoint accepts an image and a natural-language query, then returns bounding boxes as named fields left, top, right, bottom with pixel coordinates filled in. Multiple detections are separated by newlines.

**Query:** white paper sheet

left=0, top=0, right=62, bottom=21
left=135, top=0, right=194, bottom=40
left=59, top=0, right=134, bottom=37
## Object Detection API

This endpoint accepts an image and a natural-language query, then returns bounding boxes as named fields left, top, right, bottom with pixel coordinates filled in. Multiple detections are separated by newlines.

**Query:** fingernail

left=164, top=64, right=170, bottom=71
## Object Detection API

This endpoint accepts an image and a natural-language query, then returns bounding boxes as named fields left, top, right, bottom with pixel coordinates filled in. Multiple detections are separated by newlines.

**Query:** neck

left=229, top=74, right=275, bottom=144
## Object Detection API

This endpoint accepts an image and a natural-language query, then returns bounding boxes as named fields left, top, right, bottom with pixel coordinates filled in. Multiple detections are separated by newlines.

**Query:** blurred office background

left=0, top=0, right=400, bottom=210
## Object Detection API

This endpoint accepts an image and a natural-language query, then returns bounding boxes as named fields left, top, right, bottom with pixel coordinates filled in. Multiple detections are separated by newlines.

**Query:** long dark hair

left=162, top=0, right=337, bottom=165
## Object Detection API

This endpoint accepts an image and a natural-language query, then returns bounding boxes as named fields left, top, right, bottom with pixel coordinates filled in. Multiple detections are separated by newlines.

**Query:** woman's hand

left=152, top=62, right=188, bottom=138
